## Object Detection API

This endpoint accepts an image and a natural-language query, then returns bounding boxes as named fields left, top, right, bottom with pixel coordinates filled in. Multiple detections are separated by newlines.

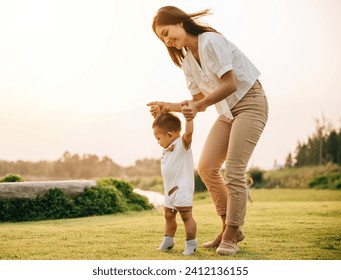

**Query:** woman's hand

left=147, top=101, right=168, bottom=118
left=181, top=100, right=199, bottom=121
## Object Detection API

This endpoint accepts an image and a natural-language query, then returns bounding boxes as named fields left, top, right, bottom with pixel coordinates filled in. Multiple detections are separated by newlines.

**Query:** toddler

left=151, top=106, right=197, bottom=255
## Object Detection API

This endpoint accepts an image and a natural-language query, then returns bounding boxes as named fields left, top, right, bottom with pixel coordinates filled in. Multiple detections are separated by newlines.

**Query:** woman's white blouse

left=183, top=32, right=260, bottom=119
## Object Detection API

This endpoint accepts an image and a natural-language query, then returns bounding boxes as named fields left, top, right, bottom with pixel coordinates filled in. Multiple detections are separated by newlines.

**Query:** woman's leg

left=219, top=82, right=268, bottom=254
left=198, top=116, right=231, bottom=242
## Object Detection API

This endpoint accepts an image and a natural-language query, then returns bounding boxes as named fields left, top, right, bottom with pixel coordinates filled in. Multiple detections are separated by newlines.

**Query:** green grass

left=0, top=189, right=340, bottom=260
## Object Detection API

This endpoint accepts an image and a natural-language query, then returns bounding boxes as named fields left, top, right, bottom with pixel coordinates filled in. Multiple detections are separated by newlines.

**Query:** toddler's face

left=153, top=126, right=173, bottom=149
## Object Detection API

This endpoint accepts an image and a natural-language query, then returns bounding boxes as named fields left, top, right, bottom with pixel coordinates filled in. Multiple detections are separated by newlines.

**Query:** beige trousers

left=198, top=80, right=268, bottom=226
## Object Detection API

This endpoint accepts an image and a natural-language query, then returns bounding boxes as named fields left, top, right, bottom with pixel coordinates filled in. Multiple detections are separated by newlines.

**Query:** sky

left=0, top=0, right=340, bottom=170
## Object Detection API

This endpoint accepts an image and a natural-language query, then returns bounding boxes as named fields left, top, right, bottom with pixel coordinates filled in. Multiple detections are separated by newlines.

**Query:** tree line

left=0, top=151, right=161, bottom=180
left=286, top=116, right=341, bottom=167
left=2, top=116, right=340, bottom=180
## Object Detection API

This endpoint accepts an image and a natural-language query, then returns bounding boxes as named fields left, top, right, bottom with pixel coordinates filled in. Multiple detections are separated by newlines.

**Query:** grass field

left=0, top=189, right=340, bottom=260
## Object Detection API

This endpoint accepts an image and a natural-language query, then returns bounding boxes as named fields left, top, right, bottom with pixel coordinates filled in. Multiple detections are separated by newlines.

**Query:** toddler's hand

left=151, top=105, right=161, bottom=117
left=181, top=100, right=198, bottom=120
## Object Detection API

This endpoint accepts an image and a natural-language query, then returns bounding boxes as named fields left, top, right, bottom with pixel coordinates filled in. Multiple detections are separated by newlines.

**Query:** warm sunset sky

left=1, top=0, right=340, bottom=170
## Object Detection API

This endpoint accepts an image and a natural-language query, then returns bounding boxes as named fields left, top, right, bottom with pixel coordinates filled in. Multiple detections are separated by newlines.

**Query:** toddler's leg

left=159, top=207, right=177, bottom=250
left=178, top=207, right=197, bottom=255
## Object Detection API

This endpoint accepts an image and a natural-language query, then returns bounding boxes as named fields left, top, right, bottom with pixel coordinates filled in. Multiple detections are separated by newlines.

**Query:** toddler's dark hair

left=152, top=113, right=181, bottom=132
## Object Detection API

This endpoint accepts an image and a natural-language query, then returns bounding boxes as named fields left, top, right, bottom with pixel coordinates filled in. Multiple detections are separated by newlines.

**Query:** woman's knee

left=225, top=164, right=247, bottom=189
left=197, top=164, right=206, bottom=181
left=198, top=161, right=220, bottom=181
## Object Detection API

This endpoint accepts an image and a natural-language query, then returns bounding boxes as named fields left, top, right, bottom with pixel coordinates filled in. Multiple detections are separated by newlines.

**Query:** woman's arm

left=147, top=101, right=182, bottom=117
left=196, top=70, right=237, bottom=111
left=147, top=91, right=205, bottom=117
left=181, top=70, right=237, bottom=120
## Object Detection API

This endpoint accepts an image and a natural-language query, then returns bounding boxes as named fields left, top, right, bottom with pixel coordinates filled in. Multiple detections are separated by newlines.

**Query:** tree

left=325, top=130, right=339, bottom=164
left=285, top=153, right=293, bottom=167
left=294, top=116, right=340, bottom=167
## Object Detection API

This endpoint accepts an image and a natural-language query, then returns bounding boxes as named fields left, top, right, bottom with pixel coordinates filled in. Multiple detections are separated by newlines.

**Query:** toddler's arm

left=182, top=118, right=193, bottom=150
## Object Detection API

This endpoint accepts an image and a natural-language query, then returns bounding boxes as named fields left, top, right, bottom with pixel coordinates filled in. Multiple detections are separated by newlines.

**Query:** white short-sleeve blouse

left=183, top=32, right=261, bottom=119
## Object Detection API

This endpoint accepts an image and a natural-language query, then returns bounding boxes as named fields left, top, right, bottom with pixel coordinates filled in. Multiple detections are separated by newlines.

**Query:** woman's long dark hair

left=152, top=6, right=218, bottom=68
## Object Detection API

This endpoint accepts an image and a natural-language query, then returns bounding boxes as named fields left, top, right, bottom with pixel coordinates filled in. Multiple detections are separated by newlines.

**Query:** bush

left=194, top=171, right=207, bottom=192
left=37, top=188, right=79, bottom=219
left=309, top=173, right=341, bottom=189
left=0, top=174, right=24, bottom=182
left=263, top=164, right=341, bottom=189
left=97, top=178, right=153, bottom=211
left=74, top=186, right=126, bottom=216
left=0, top=178, right=153, bottom=222
left=0, top=198, right=37, bottom=222
left=247, top=168, right=265, bottom=188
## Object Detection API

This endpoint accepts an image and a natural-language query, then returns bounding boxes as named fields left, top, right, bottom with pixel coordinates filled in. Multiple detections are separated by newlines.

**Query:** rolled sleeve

left=205, top=34, right=234, bottom=78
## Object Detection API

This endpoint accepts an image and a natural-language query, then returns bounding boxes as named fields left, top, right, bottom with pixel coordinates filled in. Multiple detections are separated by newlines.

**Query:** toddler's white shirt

left=183, top=32, right=261, bottom=119
left=161, top=136, right=194, bottom=208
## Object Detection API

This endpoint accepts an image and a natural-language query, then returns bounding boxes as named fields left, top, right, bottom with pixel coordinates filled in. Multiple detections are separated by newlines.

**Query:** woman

left=147, top=6, right=268, bottom=255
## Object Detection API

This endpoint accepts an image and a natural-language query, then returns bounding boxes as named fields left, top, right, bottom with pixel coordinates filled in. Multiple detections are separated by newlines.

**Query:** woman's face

left=155, top=23, right=186, bottom=50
